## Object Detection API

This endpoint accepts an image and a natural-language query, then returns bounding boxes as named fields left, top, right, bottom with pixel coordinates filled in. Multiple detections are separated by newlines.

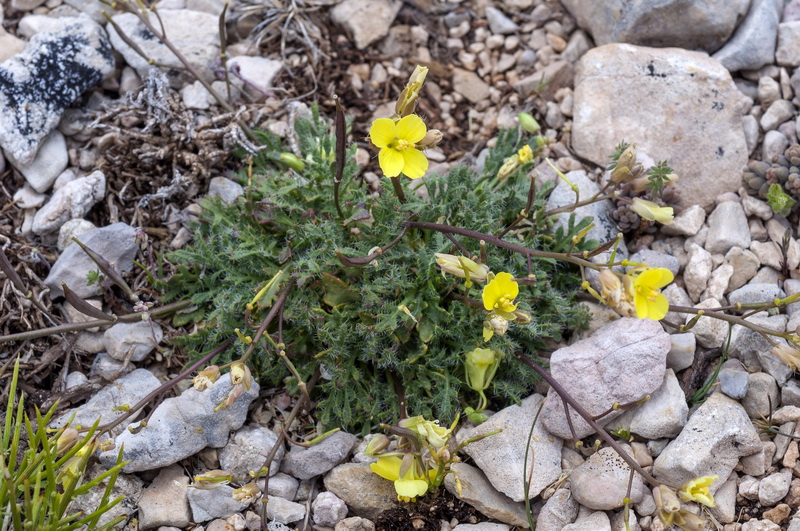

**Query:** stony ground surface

left=6, top=0, right=800, bottom=530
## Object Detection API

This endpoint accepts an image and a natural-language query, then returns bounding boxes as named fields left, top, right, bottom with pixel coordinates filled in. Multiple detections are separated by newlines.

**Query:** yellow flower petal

left=482, top=272, right=519, bottom=312
left=396, top=114, right=427, bottom=144
left=395, top=478, right=429, bottom=499
left=379, top=147, right=404, bottom=177
left=370, top=118, right=397, bottom=149
left=370, top=456, right=401, bottom=481
left=400, top=148, right=428, bottom=179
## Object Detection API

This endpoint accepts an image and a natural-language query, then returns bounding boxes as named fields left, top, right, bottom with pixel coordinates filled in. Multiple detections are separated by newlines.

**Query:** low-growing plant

left=158, top=74, right=596, bottom=432
left=0, top=359, right=128, bottom=530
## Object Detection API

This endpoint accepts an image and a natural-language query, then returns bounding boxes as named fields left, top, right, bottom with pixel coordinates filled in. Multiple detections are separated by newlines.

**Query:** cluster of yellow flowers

left=369, top=66, right=442, bottom=180
left=584, top=264, right=674, bottom=321
left=654, top=476, right=718, bottom=530
left=366, top=416, right=456, bottom=502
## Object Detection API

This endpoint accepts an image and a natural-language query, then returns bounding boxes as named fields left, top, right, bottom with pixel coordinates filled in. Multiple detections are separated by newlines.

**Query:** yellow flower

left=192, top=470, right=233, bottom=490
left=518, top=144, right=534, bottom=164
left=678, top=475, right=717, bottom=507
left=370, top=115, right=429, bottom=179
left=230, top=361, right=252, bottom=391
left=232, top=481, right=261, bottom=504
left=630, top=267, right=673, bottom=321
left=482, top=272, right=519, bottom=315
left=369, top=455, right=430, bottom=502
left=398, top=416, right=451, bottom=449
left=630, top=198, right=674, bottom=225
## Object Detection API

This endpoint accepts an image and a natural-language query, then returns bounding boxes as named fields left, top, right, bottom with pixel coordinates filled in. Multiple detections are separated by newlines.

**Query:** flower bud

left=193, top=470, right=233, bottom=490
left=230, top=361, right=252, bottom=391
left=232, top=481, right=261, bottom=504
left=417, top=129, right=443, bottom=149
left=279, top=152, right=305, bottom=172
left=434, top=253, right=490, bottom=284
left=56, top=428, right=79, bottom=455
left=512, top=309, right=532, bottom=324
left=497, top=156, right=520, bottom=181
left=395, top=65, right=429, bottom=117
left=193, top=365, right=221, bottom=391
left=365, top=434, right=391, bottom=456
left=630, top=198, right=674, bottom=225
left=772, top=343, right=800, bottom=370
left=465, top=348, right=502, bottom=392
left=517, top=112, right=541, bottom=134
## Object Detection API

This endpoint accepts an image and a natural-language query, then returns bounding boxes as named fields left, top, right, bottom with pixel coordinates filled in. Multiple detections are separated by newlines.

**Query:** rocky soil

left=5, top=0, right=800, bottom=530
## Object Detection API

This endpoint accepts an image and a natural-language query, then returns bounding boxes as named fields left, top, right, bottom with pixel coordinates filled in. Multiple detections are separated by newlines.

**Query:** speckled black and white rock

left=0, top=16, right=113, bottom=165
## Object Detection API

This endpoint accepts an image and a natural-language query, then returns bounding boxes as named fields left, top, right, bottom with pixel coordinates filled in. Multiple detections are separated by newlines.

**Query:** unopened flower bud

left=434, top=253, right=490, bottom=284
left=497, top=156, right=520, bottom=181
left=773, top=343, right=800, bottom=370
left=279, top=152, right=305, bottom=172
left=193, top=470, right=233, bottom=490
left=517, top=112, right=540, bottom=134
left=365, top=434, right=391, bottom=456
left=230, top=361, right=252, bottom=391
left=232, top=481, right=261, bottom=504
left=512, top=309, right=532, bottom=324
left=417, top=129, right=443, bottom=149
left=99, top=439, right=116, bottom=452
left=56, top=428, right=79, bottom=455
left=395, top=65, right=429, bottom=117
left=193, top=365, right=221, bottom=391
left=465, top=348, right=502, bottom=392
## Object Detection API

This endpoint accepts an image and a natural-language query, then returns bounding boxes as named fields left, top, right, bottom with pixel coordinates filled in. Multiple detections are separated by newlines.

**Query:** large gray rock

left=137, top=465, right=191, bottom=530
left=713, top=0, right=782, bottom=72
left=107, top=10, right=220, bottom=88
left=45, top=222, right=138, bottom=299
left=607, top=369, right=688, bottom=439
left=32, top=170, right=105, bottom=235
left=729, top=313, right=794, bottom=386
left=281, top=431, right=357, bottom=480
left=323, top=463, right=397, bottom=520
left=535, top=488, right=578, bottom=531
left=572, top=44, right=748, bottom=211
left=443, top=463, right=528, bottom=527
left=219, top=424, right=285, bottom=478
left=653, top=392, right=762, bottom=488
left=330, top=0, right=401, bottom=50
left=51, top=369, right=160, bottom=436
left=570, top=446, right=646, bottom=510
left=98, top=373, right=259, bottom=472
left=0, top=16, right=113, bottom=165
left=11, top=130, right=68, bottom=194
left=560, top=0, right=748, bottom=53
left=458, top=394, right=562, bottom=502
left=541, top=318, right=670, bottom=440
left=187, top=486, right=249, bottom=523
left=705, top=201, right=751, bottom=254
left=103, top=321, right=163, bottom=363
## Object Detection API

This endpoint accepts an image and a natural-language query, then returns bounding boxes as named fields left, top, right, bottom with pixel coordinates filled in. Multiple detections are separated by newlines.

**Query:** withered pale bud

left=365, top=434, right=391, bottom=456
left=216, top=384, right=245, bottom=411
left=230, top=361, right=252, bottom=391
left=488, top=315, right=509, bottom=336
left=653, top=485, right=681, bottom=514
left=192, top=470, right=233, bottom=490
left=772, top=343, right=800, bottom=370
left=56, top=428, right=80, bottom=455
left=417, top=129, right=443, bottom=149
left=232, top=481, right=261, bottom=504
left=193, top=365, right=221, bottom=391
